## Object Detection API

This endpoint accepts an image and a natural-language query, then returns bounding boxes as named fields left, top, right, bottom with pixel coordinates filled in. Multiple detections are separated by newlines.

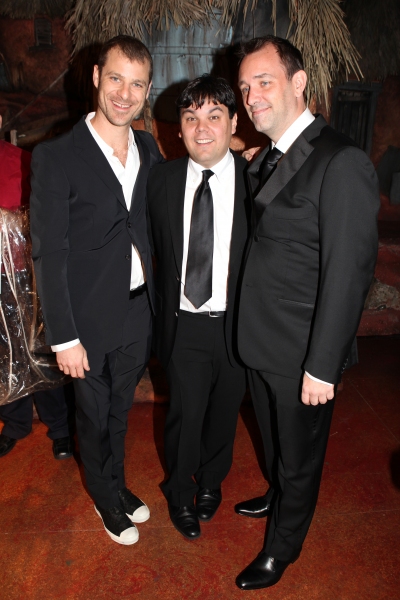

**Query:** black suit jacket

left=30, top=117, right=164, bottom=360
left=238, top=115, right=380, bottom=383
left=147, top=152, right=250, bottom=369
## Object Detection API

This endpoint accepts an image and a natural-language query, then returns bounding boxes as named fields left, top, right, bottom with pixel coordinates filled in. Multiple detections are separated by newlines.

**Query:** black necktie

left=185, top=169, right=214, bottom=309
left=260, top=146, right=283, bottom=188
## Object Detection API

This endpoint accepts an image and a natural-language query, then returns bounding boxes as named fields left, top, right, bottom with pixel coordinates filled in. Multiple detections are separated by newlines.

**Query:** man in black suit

left=234, top=36, right=379, bottom=589
left=147, top=75, right=248, bottom=539
left=30, top=36, right=164, bottom=545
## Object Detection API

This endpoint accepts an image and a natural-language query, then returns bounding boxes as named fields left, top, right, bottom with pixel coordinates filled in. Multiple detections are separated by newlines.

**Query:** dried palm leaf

left=287, top=0, right=362, bottom=107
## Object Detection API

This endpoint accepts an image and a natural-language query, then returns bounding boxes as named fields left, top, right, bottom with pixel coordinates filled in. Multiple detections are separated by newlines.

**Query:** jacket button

left=254, top=235, right=259, bottom=242
left=127, top=222, right=132, bottom=228
left=125, top=254, right=131, bottom=260
left=175, top=312, right=178, bottom=317
left=176, top=276, right=180, bottom=281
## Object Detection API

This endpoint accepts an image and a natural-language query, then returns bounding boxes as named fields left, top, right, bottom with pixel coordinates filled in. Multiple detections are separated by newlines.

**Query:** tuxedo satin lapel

left=246, top=145, right=269, bottom=194
left=254, top=134, right=314, bottom=223
left=230, top=154, right=248, bottom=270
left=166, top=158, right=188, bottom=274
left=73, top=118, right=126, bottom=209
left=130, top=131, right=150, bottom=213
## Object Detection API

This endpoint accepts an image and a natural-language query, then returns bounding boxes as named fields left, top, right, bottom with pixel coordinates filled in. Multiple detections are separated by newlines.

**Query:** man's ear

left=178, top=130, right=182, bottom=139
left=146, top=80, right=152, bottom=99
left=93, top=65, right=99, bottom=90
left=293, top=70, right=307, bottom=98
left=231, top=113, right=238, bottom=136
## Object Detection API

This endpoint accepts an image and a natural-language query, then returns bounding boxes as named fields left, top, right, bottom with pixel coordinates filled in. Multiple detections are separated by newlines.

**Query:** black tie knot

left=202, top=169, right=214, bottom=183
left=260, top=146, right=284, bottom=188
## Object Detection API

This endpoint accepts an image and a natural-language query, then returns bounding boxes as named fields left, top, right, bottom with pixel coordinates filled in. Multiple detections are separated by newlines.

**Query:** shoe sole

left=234, top=510, right=270, bottom=519
left=53, top=452, right=73, bottom=460
left=94, top=506, right=139, bottom=545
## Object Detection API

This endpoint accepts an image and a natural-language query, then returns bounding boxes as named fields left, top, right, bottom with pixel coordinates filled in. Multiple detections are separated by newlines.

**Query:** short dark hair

left=176, top=74, right=237, bottom=119
left=97, top=35, right=153, bottom=83
left=238, top=35, right=304, bottom=80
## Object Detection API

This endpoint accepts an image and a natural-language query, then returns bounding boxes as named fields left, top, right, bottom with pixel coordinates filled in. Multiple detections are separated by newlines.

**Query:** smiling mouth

left=195, top=139, right=213, bottom=145
left=112, top=100, right=132, bottom=109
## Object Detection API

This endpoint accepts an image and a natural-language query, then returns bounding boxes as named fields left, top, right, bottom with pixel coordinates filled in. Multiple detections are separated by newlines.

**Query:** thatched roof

left=0, top=0, right=74, bottom=19
left=344, top=0, right=400, bottom=82
left=287, top=0, right=362, bottom=107
left=66, top=0, right=361, bottom=106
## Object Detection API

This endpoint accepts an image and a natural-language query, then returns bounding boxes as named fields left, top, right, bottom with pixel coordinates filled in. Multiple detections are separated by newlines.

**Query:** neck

left=269, top=105, right=306, bottom=145
left=91, top=111, right=130, bottom=149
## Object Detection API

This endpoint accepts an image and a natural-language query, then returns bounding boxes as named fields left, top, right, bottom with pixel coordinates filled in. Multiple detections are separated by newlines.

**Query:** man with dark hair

left=30, top=35, right=164, bottom=545
left=147, top=75, right=249, bottom=539
left=235, top=36, right=379, bottom=589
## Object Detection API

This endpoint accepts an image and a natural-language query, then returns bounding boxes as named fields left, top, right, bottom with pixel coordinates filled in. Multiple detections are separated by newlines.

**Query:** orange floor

left=1, top=336, right=399, bottom=600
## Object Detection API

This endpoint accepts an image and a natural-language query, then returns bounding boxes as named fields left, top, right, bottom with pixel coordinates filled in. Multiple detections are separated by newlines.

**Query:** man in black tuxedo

left=147, top=75, right=248, bottom=539
left=30, top=36, right=164, bottom=545
left=234, top=36, right=379, bottom=589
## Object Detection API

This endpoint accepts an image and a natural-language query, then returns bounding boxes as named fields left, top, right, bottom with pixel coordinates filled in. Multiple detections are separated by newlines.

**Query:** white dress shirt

left=51, top=112, right=144, bottom=352
left=273, top=109, right=332, bottom=386
left=180, top=150, right=235, bottom=313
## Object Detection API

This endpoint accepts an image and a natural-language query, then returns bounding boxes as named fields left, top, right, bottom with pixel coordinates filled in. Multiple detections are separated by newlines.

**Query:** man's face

left=93, top=47, right=152, bottom=128
left=238, top=45, right=306, bottom=142
left=179, top=100, right=237, bottom=168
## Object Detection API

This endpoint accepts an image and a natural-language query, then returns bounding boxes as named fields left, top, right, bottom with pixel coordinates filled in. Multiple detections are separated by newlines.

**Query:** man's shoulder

left=230, top=149, right=248, bottom=172
left=149, top=155, right=188, bottom=178
left=32, top=124, right=76, bottom=157
left=310, top=119, right=359, bottom=155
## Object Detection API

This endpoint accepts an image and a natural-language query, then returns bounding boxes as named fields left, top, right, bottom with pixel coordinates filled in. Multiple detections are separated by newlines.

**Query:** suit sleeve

left=30, top=143, right=79, bottom=346
left=303, top=146, right=380, bottom=383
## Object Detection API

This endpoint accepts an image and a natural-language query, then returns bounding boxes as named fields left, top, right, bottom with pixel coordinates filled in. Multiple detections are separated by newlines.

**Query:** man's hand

left=301, top=373, right=334, bottom=406
left=56, top=343, right=90, bottom=379
left=242, top=146, right=261, bottom=162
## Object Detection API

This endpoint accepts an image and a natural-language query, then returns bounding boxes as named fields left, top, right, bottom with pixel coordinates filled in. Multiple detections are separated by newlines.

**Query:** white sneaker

left=94, top=505, right=139, bottom=545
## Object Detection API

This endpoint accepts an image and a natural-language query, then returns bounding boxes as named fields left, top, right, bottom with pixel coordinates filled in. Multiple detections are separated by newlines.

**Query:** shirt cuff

left=305, top=371, right=333, bottom=386
left=51, top=339, right=80, bottom=352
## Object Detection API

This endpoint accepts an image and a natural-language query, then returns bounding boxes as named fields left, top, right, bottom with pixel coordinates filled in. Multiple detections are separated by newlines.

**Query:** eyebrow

left=239, top=73, right=275, bottom=86
left=181, top=106, right=224, bottom=116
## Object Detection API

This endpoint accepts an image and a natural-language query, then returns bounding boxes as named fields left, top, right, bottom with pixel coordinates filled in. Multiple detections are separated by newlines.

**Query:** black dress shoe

left=0, top=434, right=17, bottom=458
left=196, top=488, right=222, bottom=521
left=52, top=436, right=73, bottom=460
left=168, top=504, right=201, bottom=539
left=235, top=493, right=271, bottom=518
left=236, top=552, right=300, bottom=590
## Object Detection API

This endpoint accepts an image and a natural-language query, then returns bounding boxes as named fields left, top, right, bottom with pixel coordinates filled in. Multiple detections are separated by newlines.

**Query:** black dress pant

left=248, top=370, right=335, bottom=562
left=162, top=311, right=246, bottom=507
left=73, top=292, right=152, bottom=510
left=0, top=386, right=70, bottom=440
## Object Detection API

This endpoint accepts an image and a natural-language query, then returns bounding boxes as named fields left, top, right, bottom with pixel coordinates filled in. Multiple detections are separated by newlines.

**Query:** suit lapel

left=166, top=157, right=188, bottom=275
left=254, top=134, right=314, bottom=223
left=230, top=153, right=248, bottom=271
left=130, top=131, right=150, bottom=213
left=73, top=117, right=126, bottom=209
left=247, top=145, right=270, bottom=195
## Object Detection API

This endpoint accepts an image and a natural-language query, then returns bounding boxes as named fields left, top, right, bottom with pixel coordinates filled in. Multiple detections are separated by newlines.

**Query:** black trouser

left=0, top=386, right=70, bottom=440
left=162, top=311, right=246, bottom=507
left=248, top=370, right=335, bottom=562
left=73, top=292, right=152, bottom=510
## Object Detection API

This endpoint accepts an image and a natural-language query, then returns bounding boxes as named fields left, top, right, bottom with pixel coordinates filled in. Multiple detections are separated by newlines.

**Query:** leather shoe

left=236, top=552, right=300, bottom=590
left=0, top=434, right=17, bottom=458
left=95, top=504, right=139, bottom=545
left=234, top=493, right=271, bottom=518
left=118, top=487, right=150, bottom=523
left=196, top=488, right=222, bottom=521
left=52, top=436, right=73, bottom=460
left=168, top=504, right=201, bottom=539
